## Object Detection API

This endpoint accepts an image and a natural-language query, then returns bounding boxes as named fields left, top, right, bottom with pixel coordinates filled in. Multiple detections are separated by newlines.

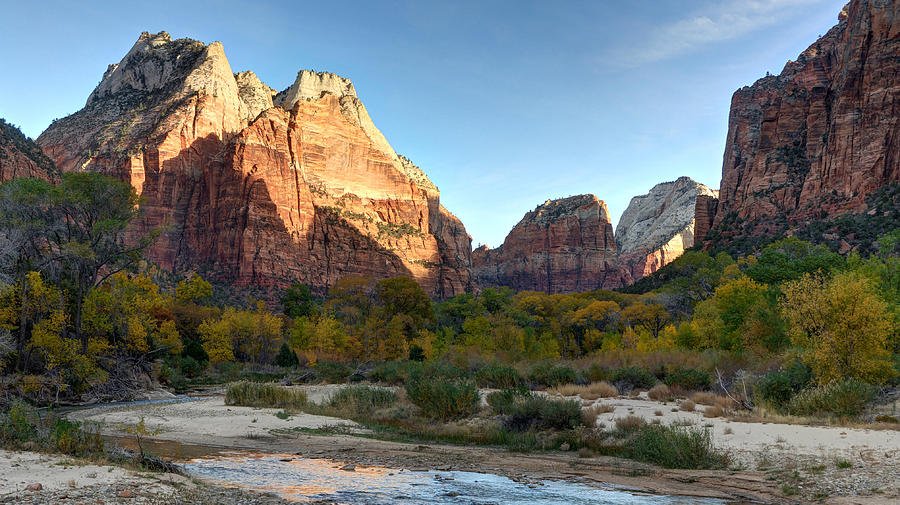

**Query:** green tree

left=281, top=283, right=318, bottom=318
left=746, top=238, right=843, bottom=285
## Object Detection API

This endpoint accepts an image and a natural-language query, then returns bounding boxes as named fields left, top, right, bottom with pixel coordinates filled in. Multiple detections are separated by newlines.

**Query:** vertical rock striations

left=37, top=32, right=471, bottom=296
left=693, top=194, right=719, bottom=244
left=472, top=195, right=624, bottom=293
left=704, top=0, right=899, bottom=249
left=615, top=177, right=718, bottom=280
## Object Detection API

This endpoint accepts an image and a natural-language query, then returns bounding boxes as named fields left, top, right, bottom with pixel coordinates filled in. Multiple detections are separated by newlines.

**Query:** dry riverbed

left=27, top=385, right=898, bottom=504
left=0, top=448, right=293, bottom=504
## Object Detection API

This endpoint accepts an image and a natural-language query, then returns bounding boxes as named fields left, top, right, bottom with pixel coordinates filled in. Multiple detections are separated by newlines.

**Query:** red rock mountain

left=700, top=0, right=899, bottom=246
left=472, top=195, right=625, bottom=293
left=37, top=32, right=471, bottom=296
left=0, top=119, right=57, bottom=182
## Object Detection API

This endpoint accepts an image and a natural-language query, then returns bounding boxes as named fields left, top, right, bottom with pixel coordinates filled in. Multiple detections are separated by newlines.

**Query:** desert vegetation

left=0, top=173, right=897, bottom=473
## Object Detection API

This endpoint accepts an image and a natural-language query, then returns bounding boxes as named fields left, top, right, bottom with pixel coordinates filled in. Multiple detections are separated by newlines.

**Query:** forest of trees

left=0, top=173, right=897, bottom=408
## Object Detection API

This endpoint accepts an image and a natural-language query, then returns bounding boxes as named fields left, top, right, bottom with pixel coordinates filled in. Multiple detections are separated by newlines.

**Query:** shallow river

left=182, top=452, right=722, bottom=505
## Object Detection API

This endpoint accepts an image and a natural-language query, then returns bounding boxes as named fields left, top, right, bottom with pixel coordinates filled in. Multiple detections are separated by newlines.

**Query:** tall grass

left=405, top=375, right=479, bottom=421
left=224, top=381, right=308, bottom=410
left=324, top=386, right=397, bottom=417
left=787, top=380, right=875, bottom=418
left=626, top=425, right=729, bottom=469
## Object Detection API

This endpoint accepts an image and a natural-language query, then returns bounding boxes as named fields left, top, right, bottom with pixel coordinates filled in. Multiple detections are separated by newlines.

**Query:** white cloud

left=620, top=0, right=824, bottom=65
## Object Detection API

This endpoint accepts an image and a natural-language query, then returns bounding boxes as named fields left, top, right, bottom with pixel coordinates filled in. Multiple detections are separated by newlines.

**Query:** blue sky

left=0, top=0, right=844, bottom=247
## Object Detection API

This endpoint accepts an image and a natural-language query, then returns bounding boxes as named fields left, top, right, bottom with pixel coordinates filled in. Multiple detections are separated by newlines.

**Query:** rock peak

left=525, top=194, right=609, bottom=224
left=616, top=177, right=716, bottom=253
left=274, top=69, right=357, bottom=108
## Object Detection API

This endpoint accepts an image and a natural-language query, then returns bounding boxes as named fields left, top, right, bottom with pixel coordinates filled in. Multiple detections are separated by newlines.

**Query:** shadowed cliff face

left=36, top=31, right=470, bottom=296
left=0, top=120, right=58, bottom=182
left=704, top=0, right=899, bottom=247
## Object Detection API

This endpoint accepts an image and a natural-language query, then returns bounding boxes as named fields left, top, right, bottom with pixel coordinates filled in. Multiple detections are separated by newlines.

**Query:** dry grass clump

left=691, top=392, right=734, bottom=409
left=582, top=403, right=614, bottom=427
left=653, top=410, right=664, bottom=416
left=549, top=381, right=618, bottom=400
left=703, top=405, right=724, bottom=418
left=679, top=400, right=696, bottom=412
left=614, top=415, right=648, bottom=432
left=647, top=384, right=673, bottom=401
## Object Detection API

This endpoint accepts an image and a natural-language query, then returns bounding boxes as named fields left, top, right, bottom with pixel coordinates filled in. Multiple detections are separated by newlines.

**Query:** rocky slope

left=0, top=119, right=57, bottom=182
left=37, top=32, right=471, bottom=296
left=616, top=177, right=717, bottom=280
left=702, top=0, right=899, bottom=250
left=472, top=195, right=625, bottom=293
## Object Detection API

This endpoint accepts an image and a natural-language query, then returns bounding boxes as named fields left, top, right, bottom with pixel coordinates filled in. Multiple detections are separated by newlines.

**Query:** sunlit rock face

left=0, top=120, right=57, bottom=182
left=702, top=0, right=899, bottom=246
left=472, top=195, right=625, bottom=293
left=615, top=177, right=718, bottom=280
left=37, top=31, right=471, bottom=296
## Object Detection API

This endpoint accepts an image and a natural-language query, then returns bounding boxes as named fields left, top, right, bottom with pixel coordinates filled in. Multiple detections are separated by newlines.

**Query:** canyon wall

left=703, top=0, right=898, bottom=248
left=37, top=32, right=471, bottom=296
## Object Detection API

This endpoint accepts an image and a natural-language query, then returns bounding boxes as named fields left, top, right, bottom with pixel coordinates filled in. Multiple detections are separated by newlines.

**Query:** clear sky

left=0, top=0, right=845, bottom=247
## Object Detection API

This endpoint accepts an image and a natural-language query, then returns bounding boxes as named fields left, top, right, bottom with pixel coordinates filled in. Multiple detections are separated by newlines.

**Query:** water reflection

left=183, top=453, right=722, bottom=504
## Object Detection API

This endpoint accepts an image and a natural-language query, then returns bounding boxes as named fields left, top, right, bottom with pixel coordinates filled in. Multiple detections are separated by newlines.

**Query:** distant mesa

left=473, top=178, right=716, bottom=292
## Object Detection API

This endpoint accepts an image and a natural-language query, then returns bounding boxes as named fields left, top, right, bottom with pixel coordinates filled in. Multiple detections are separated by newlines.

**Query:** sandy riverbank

left=0, top=449, right=294, bottom=504
left=60, top=385, right=899, bottom=504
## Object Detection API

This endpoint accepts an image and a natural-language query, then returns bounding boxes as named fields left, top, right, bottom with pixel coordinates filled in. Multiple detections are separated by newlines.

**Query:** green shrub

left=1, top=400, right=38, bottom=442
left=0, top=402, right=104, bottom=458
left=502, top=395, right=584, bottom=432
left=326, top=386, right=397, bottom=417
left=314, top=361, right=352, bottom=383
left=664, top=368, right=711, bottom=391
left=225, top=381, right=308, bottom=410
left=626, top=425, right=729, bottom=469
left=51, top=419, right=103, bottom=456
left=475, top=363, right=525, bottom=389
left=369, top=361, right=420, bottom=385
left=787, top=380, right=875, bottom=418
left=586, top=363, right=611, bottom=382
left=486, top=388, right=532, bottom=415
left=274, top=343, right=299, bottom=368
left=755, top=361, right=812, bottom=408
left=405, top=375, right=479, bottom=421
left=611, top=366, right=656, bottom=390
left=528, top=363, right=578, bottom=388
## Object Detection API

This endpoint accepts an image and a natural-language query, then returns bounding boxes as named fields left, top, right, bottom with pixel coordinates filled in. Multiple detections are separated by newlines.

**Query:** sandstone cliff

left=704, top=0, right=899, bottom=250
left=37, top=32, right=471, bottom=296
left=0, top=119, right=57, bottom=182
left=616, top=177, right=717, bottom=280
left=472, top=195, right=624, bottom=293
